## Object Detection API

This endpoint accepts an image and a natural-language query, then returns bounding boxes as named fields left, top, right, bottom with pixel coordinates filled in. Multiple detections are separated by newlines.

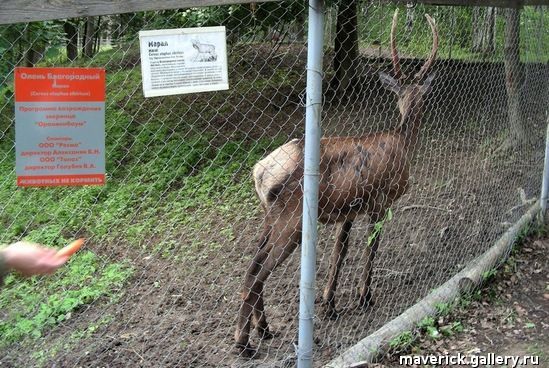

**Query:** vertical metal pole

left=540, top=114, right=549, bottom=222
left=539, top=7, right=548, bottom=223
left=298, top=1, right=324, bottom=368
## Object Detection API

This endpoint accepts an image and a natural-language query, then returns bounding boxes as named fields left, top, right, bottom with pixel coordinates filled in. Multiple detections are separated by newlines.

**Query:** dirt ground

left=377, top=233, right=548, bottom=368
left=1, top=46, right=548, bottom=368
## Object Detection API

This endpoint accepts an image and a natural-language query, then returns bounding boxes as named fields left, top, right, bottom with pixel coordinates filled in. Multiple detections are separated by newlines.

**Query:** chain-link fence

left=0, top=1, right=547, bottom=367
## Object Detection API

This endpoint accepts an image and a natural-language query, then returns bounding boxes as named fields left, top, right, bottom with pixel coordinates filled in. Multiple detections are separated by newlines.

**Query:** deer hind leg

left=251, top=224, right=274, bottom=339
left=251, top=289, right=273, bottom=339
left=358, top=207, right=386, bottom=309
left=235, top=215, right=302, bottom=357
left=235, top=231, right=271, bottom=357
left=322, top=220, right=353, bottom=320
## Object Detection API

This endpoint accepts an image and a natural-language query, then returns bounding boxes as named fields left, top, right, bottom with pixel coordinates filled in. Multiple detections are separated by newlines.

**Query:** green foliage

left=417, top=316, right=436, bottom=329
left=358, top=4, right=548, bottom=62
left=416, top=314, right=464, bottom=341
left=367, top=208, right=393, bottom=246
left=435, top=301, right=453, bottom=316
left=0, top=251, right=132, bottom=347
left=107, top=1, right=306, bottom=45
left=524, top=322, right=535, bottom=329
left=482, top=268, right=498, bottom=281
left=417, top=316, right=440, bottom=339
left=425, top=325, right=440, bottom=339
left=389, top=330, right=415, bottom=350
left=0, top=21, right=65, bottom=73
left=440, top=321, right=463, bottom=336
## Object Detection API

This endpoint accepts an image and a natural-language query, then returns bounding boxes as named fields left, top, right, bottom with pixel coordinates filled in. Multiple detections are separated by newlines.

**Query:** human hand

left=1, top=241, right=69, bottom=277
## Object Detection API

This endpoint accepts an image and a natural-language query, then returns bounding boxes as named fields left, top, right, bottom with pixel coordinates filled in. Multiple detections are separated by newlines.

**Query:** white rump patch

left=253, top=139, right=302, bottom=205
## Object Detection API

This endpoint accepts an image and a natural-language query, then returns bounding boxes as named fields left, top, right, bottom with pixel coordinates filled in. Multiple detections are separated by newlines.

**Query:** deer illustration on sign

left=191, top=39, right=217, bottom=62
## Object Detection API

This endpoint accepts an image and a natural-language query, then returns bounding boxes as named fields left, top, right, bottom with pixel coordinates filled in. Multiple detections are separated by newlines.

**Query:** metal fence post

left=540, top=114, right=549, bottom=222
left=298, top=1, right=324, bottom=367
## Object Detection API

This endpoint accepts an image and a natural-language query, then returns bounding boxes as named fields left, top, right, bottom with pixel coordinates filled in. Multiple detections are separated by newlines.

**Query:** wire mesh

left=0, top=2, right=547, bottom=367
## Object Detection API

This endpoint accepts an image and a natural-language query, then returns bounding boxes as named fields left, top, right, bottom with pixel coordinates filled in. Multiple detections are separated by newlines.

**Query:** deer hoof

left=257, top=326, right=275, bottom=340
left=235, top=342, right=257, bottom=358
left=358, top=292, right=374, bottom=310
left=321, top=302, right=340, bottom=320
left=326, top=308, right=340, bottom=320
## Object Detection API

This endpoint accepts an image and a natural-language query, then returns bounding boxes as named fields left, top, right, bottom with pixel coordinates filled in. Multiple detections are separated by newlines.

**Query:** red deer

left=235, top=9, right=438, bottom=357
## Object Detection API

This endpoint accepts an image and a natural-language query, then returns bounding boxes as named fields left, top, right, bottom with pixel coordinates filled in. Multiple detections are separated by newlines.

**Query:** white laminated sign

left=139, top=26, right=229, bottom=97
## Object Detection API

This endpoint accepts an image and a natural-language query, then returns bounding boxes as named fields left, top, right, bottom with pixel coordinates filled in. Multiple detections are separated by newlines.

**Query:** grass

left=367, top=208, right=393, bottom=246
left=0, top=251, right=132, bottom=348
left=389, top=330, right=415, bottom=351
left=0, top=41, right=292, bottom=359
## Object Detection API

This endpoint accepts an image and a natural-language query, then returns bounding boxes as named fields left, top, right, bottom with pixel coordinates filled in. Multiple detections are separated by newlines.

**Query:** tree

left=472, top=7, right=496, bottom=56
left=63, top=19, right=79, bottom=61
left=503, top=8, right=526, bottom=149
left=23, top=22, right=64, bottom=67
left=333, top=0, right=359, bottom=94
left=82, top=17, right=95, bottom=58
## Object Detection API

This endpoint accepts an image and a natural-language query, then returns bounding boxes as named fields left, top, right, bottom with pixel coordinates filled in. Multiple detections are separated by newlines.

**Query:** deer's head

left=379, top=9, right=439, bottom=118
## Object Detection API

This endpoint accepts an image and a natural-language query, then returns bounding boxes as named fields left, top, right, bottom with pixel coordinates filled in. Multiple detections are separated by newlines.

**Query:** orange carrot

left=57, top=238, right=85, bottom=258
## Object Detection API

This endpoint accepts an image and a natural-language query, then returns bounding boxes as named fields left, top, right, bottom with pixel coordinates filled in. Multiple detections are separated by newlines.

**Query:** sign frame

left=139, top=26, right=229, bottom=97
left=14, top=67, right=106, bottom=187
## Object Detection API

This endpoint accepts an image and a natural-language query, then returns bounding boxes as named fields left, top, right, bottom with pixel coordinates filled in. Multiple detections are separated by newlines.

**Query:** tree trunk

left=93, top=16, right=101, bottom=54
left=472, top=7, right=496, bottom=56
left=472, top=7, right=482, bottom=52
left=333, top=0, right=359, bottom=94
left=294, top=11, right=305, bottom=42
left=504, top=8, right=526, bottom=147
left=405, top=5, right=414, bottom=35
left=25, top=48, right=41, bottom=67
left=83, top=17, right=95, bottom=58
left=24, top=28, right=45, bottom=67
left=64, top=20, right=78, bottom=61
left=483, top=7, right=496, bottom=55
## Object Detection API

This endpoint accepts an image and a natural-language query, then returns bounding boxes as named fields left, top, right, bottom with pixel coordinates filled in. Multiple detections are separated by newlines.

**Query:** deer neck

left=397, top=100, right=424, bottom=150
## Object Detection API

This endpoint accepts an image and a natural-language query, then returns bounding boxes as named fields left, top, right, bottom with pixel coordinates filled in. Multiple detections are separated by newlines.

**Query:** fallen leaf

left=515, top=305, right=527, bottom=316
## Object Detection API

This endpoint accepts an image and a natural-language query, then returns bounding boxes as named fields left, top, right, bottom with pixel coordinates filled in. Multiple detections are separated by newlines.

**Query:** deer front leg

left=322, top=220, right=353, bottom=319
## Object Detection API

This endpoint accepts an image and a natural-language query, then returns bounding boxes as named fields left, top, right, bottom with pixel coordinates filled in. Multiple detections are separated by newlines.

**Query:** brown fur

left=235, top=10, right=438, bottom=357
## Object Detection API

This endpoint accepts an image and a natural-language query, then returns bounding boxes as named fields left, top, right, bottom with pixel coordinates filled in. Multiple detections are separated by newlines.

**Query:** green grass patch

left=0, top=251, right=132, bottom=348
left=0, top=42, right=292, bottom=356
left=389, top=330, right=416, bottom=351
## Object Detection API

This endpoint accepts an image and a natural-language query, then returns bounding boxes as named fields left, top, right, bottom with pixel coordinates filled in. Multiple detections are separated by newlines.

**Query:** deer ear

left=379, top=72, right=401, bottom=94
left=421, top=72, right=436, bottom=94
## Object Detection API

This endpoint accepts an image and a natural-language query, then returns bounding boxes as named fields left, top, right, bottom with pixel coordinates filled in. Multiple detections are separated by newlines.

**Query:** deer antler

left=414, top=14, right=439, bottom=82
left=390, top=9, right=402, bottom=81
